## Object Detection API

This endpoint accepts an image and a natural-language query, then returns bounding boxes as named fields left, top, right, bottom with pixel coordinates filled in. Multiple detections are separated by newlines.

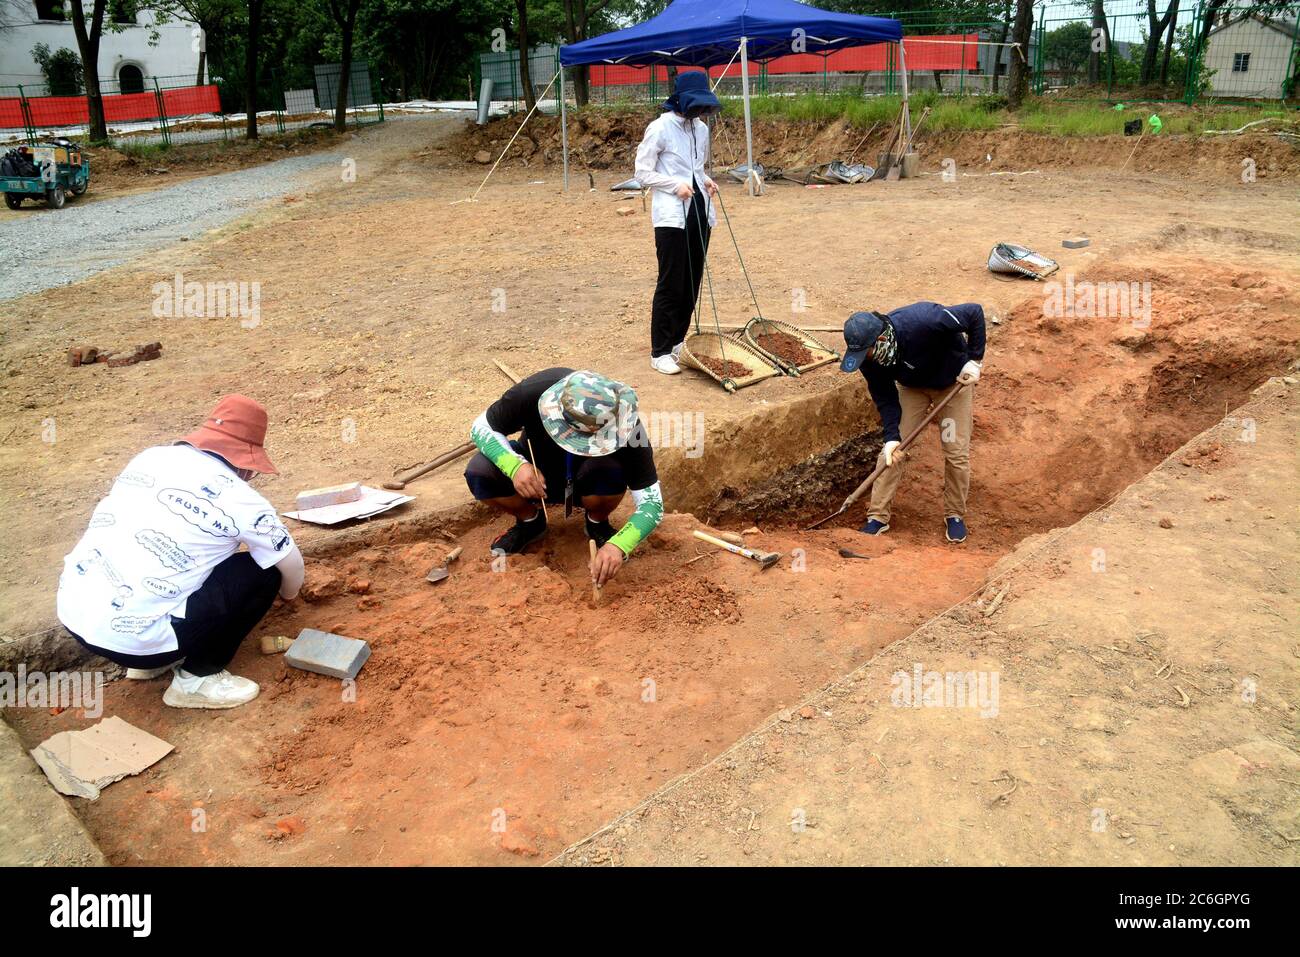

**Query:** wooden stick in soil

left=382, top=359, right=525, bottom=490
left=383, top=440, right=476, bottom=490
left=493, top=359, right=523, bottom=384
left=588, top=538, right=603, bottom=605
left=525, top=436, right=546, bottom=528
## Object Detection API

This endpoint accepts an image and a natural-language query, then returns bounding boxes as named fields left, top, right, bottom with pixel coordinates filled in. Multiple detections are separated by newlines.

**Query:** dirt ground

left=53, top=126, right=349, bottom=203
left=1, top=113, right=1298, bottom=865
left=557, top=378, right=1300, bottom=866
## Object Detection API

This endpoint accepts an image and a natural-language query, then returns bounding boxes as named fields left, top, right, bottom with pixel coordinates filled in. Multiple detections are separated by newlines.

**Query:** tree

left=1139, top=0, right=1177, bottom=84
left=516, top=0, right=534, bottom=110
left=1006, top=0, right=1032, bottom=107
left=154, top=0, right=243, bottom=85
left=1042, top=21, right=1091, bottom=85
left=559, top=0, right=620, bottom=107
left=245, top=0, right=262, bottom=138
left=68, top=0, right=109, bottom=142
left=326, top=0, right=363, bottom=130
left=1087, top=0, right=1110, bottom=86
left=31, top=43, right=85, bottom=95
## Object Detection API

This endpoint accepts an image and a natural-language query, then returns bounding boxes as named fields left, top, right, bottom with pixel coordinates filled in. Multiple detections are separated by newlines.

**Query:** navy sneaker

left=490, top=511, right=547, bottom=555
left=585, top=514, right=615, bottom=548
left=945, top=516, right=967, bottom=543
left=859, top=518, right=890, bottom=535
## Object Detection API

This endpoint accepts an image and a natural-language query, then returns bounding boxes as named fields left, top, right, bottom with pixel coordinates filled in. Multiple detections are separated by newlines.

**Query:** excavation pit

left=5, top=258, right=1299, bottom=866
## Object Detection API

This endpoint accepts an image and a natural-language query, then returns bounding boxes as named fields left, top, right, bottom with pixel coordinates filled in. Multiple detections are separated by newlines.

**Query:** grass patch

left=113, top=139, right=171, bottom=159
left=574, top=94, right=1293, bottom=137
left=737, top=91, right=1003, bottom=131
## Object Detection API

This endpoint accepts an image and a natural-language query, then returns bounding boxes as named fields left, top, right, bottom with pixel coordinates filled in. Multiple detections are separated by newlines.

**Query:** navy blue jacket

left=861, top=301, right=985, bottom=442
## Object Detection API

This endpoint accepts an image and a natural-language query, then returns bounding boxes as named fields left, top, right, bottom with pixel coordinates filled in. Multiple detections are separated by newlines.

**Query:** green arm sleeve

left=608, top=482, right=664, bottom=557
left=470, top=412, right=524, bottom=479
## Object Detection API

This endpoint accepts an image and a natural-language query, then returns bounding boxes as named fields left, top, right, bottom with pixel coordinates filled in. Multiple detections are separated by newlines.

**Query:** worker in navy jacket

left=839, top=302, right=985, bottom=543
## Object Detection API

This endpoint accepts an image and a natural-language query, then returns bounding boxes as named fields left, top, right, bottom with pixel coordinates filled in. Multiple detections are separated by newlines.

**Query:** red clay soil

left=6, top=256, right=1297, bottom=866
left=753, top=329, right=815, bottom=367
left=693, top=355, right=752, bottom=379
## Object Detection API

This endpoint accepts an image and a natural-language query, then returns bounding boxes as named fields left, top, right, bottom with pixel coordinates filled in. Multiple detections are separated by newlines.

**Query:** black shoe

left=585, top=514, right=615, bottom=548
left=490, top=512, right=547, bottom=555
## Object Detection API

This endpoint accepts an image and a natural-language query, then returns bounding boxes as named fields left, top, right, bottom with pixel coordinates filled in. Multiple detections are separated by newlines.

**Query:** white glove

left=882, top=440, right=902, bottom=467
left=958, top=360, right=982, bottom=385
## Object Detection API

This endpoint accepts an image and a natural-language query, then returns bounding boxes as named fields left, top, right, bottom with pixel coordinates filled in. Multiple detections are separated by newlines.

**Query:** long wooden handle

left=588, top=539, right=603, bottom=604
left=841, top=382, right=966, bottom=510
left=901, top=106, right=931, bottom=156
left=493, top=359, right=522, bottom=384
left=390, top=440, right=475, bottom=486
left=693, top=529, right=741, bottom=553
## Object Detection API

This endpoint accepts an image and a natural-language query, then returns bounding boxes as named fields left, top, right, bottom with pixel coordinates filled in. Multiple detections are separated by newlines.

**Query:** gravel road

left=0, top=145, right=348, bottom=303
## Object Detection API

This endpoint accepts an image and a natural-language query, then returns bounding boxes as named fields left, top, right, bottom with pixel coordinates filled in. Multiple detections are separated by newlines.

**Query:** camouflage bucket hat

left=537, top=370, right=638, bottom=457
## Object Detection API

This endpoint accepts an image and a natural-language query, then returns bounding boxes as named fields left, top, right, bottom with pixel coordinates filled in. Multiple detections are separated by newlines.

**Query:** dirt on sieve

left=753, top=329, right=815, bottom=367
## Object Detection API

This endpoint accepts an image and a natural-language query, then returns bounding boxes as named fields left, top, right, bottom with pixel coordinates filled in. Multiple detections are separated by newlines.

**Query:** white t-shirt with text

left=56, top=444, right=295, bottom=656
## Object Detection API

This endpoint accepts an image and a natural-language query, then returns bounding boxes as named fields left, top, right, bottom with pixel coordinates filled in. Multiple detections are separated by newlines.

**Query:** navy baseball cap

left=840, top=311, right=887, bottom=372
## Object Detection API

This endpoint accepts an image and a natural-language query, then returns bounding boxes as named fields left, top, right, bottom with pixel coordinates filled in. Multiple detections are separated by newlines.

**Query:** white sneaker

left=671, top=341, right=685, bottom=360
left=651, top=354, right=681, bottom=375
left=162, top=668, right=260, bottom=709
left=126, top=664, right=178, bottom=680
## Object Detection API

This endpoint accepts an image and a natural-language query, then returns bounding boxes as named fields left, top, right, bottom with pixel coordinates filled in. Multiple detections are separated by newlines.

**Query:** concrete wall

left=1204, top=17, right=1295, bottom=98
left=0, top=2, right=201, bottom=90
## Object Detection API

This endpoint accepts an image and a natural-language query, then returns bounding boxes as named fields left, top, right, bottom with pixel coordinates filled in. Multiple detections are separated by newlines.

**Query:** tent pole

left=740, top=36, right=756, bottom=197
left=559, top=60, right=569, bottom=191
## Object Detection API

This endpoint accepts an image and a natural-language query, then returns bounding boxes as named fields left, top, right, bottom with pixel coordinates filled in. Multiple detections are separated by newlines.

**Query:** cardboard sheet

left=282, top=485, right=414, bottom=526
left=30, top=716, right=173, bottom=801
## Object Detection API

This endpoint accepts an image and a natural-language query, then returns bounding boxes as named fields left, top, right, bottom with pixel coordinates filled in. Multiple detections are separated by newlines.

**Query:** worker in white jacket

left=634, top=70, right=721, bottom=375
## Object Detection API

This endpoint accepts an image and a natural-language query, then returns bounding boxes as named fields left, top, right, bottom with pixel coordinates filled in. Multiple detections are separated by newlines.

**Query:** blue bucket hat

left=663, top=70, right=720, bottom=117
left=840, top=311, right=887, bottom=373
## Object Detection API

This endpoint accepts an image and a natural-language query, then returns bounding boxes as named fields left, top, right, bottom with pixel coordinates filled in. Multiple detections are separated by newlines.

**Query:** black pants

left=651, top=183, right=710, bottom=358
left=70, top=552, right=281, bottom=677
left=464, top=437, right=627, bottom=506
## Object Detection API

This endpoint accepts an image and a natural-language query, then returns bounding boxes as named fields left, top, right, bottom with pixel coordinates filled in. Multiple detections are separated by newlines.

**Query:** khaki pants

left=868, top=384, right=973, bottom=524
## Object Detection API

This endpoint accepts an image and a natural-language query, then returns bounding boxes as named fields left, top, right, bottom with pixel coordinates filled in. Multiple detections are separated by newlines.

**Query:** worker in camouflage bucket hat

left=464, top=368, right=664, bottom=585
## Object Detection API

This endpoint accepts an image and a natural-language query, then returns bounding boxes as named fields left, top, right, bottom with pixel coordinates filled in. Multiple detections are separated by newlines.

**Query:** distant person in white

left=58, top=394, right=304, bottom=709
left=634, top=69, right=720, bottom=375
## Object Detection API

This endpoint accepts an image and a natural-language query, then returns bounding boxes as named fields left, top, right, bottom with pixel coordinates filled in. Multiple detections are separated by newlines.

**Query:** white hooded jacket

left=634, top=111, right=719, bottom=230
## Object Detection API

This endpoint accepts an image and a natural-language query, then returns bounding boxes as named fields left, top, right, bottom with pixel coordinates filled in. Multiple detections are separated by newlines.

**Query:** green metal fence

left=480, top=3, right=1297, bottom=109
left=1032, top=1, right=1299, bottom=104
left=1, top=63, right=385, bottom=149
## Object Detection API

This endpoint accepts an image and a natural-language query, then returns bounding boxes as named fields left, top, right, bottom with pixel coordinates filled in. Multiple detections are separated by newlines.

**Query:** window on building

left=1232, top=52, right=1251, bottom=73
left=34, top=0, right=65, bottom=20
left=118, top=63, right=145, bottom=94
left=110, top=0, right=137, bottom=24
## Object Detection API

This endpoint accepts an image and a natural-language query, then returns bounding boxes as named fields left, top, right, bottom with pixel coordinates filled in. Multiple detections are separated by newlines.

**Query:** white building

left=1203, top=13, right=1298, bottom=99
left=0, top=1, right=201, bottom=92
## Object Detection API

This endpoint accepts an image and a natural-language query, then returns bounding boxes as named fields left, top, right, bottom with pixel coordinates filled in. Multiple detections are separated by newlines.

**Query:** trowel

left=425, top=546, right=463, bottom=584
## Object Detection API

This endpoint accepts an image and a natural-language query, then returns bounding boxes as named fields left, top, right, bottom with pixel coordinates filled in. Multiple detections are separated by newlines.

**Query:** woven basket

left=678, top=332, right=781, bottom=393
left=741, top=317, right=840, bottom=376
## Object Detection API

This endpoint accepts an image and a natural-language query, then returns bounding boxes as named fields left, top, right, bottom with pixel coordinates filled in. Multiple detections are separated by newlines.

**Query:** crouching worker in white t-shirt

left=57, top=394, right=305, bottom=709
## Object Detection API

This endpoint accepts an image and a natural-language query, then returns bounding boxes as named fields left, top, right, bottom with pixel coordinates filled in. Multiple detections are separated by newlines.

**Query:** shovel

left=425, top=546, right=463, bottom=584
left=692, top=530, right=781, bottom=570
left=805, top=382, right=967, bottom=530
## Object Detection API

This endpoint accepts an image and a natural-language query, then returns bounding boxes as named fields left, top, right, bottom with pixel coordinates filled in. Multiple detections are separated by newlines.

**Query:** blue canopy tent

left=557, top=0, right=906, bottom=193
